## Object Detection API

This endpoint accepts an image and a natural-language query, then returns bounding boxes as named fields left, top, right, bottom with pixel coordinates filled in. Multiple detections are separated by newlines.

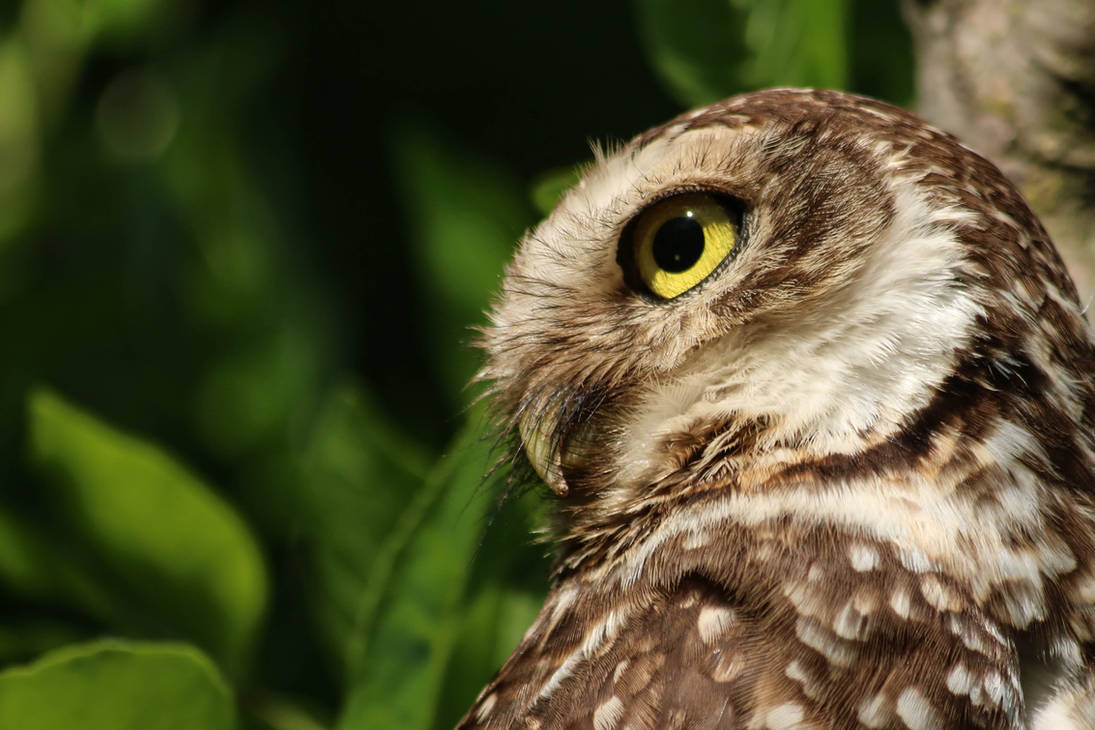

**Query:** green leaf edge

left=0, top=638, right=231, bottom=695
left=341, top=415, right=486, bottom=682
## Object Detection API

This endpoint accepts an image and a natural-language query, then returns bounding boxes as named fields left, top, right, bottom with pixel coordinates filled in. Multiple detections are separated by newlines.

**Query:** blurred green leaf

left=391, top=123, right=532, bottom=406
left=157, top=29, right=331, bottom=461
left=81, top=0, right=175, bottom=43
left=27, top=388, right=268, bottom=674
left=95, top=68, right=179, bottom=164
left=194, top=324, right=322, bottom=457
left=289, top=382, right=430, bottom=680
left=636, top=0, right=746, bottom=107
left=285, top=384, right=549, bottom=724
left=336, top=414, right=501, bottom=730
left=636, top=0, right=849, bottom=107
left=167, top=101, right=278, bottom=333
left=0, top=36, right=39, bottom=248
left=17, top=0, right=90, bottom=122
left=0, top=503, right=117, bottom=620
left=0, top=639, right=235, bottom=730
left=732, top=0, right=847, bottom=90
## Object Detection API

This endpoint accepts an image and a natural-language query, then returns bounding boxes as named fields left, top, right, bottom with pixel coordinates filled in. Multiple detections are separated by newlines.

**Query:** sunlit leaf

left=0, top=639, right=236, bottom=730
left=27, top=388, right=268, bottom=674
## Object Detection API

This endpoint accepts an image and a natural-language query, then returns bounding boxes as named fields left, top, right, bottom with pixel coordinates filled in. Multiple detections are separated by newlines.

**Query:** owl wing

left=457, top=574, right=756, bottom=730
left=459, top=568, right=1021, bottom=729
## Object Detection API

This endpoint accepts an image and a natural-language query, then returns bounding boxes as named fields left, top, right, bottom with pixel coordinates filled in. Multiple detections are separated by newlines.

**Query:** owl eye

left=620, top=191, right=741, bottom=300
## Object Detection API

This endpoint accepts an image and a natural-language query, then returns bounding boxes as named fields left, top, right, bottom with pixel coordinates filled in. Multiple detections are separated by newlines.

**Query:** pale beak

left=518, top=410, right=570, bottom=496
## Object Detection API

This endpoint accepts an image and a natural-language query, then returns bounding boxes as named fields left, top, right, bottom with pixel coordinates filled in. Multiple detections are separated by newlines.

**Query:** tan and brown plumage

left=458, top=89, right=1095, bottom=729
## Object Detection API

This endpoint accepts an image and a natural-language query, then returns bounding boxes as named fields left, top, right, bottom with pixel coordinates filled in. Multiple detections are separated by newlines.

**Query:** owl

left=458, top=89, right=1095, bottom=729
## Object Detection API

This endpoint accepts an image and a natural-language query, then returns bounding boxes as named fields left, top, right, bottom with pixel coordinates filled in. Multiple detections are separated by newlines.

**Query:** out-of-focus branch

left=903, top=0, right=1095, bottom=300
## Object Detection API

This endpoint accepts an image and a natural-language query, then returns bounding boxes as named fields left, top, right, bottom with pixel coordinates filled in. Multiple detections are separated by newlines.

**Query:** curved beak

left=518, top=410, right=570, bottom=496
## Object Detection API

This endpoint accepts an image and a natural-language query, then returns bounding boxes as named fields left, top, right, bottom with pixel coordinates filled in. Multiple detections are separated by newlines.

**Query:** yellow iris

left=627, top=192, right=739, bottom=300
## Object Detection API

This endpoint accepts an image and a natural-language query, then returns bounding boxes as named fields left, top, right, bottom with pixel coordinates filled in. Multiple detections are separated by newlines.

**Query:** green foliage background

left=0, top=1, right=912, bottom=727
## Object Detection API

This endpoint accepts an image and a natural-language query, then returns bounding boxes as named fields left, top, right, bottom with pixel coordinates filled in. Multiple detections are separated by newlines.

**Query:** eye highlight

left=620, top=191, right=741, bottom=300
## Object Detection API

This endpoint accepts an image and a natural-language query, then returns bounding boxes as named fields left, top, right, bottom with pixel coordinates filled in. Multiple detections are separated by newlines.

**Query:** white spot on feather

left=475, top=692, right=496, bottom=722
left=784, top=579, right=824, bottom=618
left=612, top=659, right=629, bottom=683
left=849, top=544, right=879, bottom=571
left=890, top=588, right=911, bottom=619
left=537, top=610, right=627, bottom=703
left=697, top=606, right=735, bottom=644
left=896, top=687, right=940, bottom=730
left=948, top=614, right=992, bottom=656
left=593, top=696, right=624, bottom=730
left=833, top=599, right=870, bottom=640
left=785, top=660, right=820, bottom=699
left=795, top=617, right=855, bottom=667
left=899, top=547, right=933, bottom=573
left=946, top=663, right=972, bottom=695
left=856, top=693, right=889, bottom=728
left=982, top=671, right=1006, bottom=707
left=1074, top=572, right=1095, bottom=603
left=765, top=703, right=805, bottom=729
left=919, top=574, right=963, bottom=612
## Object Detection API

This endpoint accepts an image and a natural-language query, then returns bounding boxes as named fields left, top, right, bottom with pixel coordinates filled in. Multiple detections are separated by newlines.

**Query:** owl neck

left=551, top=341, right=1092, bottom=634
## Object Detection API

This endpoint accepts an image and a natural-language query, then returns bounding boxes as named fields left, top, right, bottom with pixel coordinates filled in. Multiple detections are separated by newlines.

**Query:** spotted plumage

left=458, top=89, right=1095, bottom=729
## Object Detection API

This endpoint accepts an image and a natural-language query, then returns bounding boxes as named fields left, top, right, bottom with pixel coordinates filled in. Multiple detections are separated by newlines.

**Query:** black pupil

left=652, top=215, right=704, bottom=273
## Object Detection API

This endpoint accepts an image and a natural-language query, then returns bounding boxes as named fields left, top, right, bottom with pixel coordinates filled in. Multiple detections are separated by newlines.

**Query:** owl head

left=477, top=88, right=1094, bottom=567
